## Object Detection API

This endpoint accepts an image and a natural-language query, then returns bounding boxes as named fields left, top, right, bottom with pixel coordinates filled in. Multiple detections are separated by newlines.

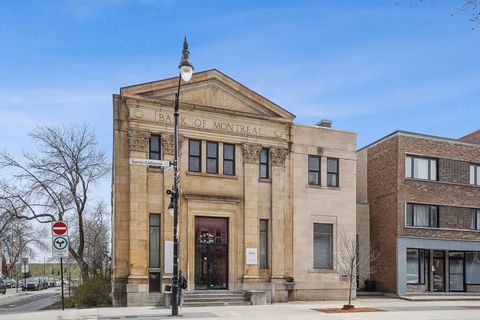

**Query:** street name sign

left=52, top=221, right=68, bottom=235
left=52, top=236, right=69, bottom=258
left=129, top=158, right=171, bottom=167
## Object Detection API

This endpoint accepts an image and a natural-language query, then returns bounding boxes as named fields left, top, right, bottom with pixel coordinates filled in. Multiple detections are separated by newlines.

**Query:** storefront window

left=407, top=249, right=419, bottom=284
left=466, top=252, right=480, bottom=284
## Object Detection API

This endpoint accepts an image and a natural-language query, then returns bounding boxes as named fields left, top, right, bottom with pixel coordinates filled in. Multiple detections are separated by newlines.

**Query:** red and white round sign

left=52, top=221, right=68, bottom=235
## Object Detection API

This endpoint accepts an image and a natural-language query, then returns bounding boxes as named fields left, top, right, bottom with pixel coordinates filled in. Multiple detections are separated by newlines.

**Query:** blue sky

left=0, top=0, right=479, bottom=171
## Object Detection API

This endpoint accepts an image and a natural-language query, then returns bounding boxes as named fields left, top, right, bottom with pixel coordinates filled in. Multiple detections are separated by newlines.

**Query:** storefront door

left=433, top=251, right=445, bottom=292
left=449, top=252, right=465, bottom=292
left=194, top=217, right=228, bottom=290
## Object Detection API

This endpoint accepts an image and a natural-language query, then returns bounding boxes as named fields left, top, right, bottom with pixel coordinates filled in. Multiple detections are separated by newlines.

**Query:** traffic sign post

left=52, top=221, right=68, bottom=311
left=52, top=221, right=68, bottom=236
left=53, top=236, right=69, bottom=257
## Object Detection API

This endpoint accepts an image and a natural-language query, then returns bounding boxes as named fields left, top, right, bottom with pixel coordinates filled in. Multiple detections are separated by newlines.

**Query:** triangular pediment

left=120, top=69, right=295, bottom=121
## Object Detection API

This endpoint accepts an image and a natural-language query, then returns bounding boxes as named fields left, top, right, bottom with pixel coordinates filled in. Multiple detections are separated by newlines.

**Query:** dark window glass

left=149, top=214, right=160, bottom=268
left=149, top=135, right=161, bottom=160
left=327, top=158, right=339, bottom=187
left=259, top=219, right=268, bottom=269
left=189, top=139, right=201, bottom=172
left=223, top=144, right=235, bottom=176
left=406, top=203, right=439, bottom=228
left=466, top=252, right=480, bottom=284
left=313, top=223, right=332, bottom=269
left=206, top=142, right=218, bottom=174
left=308, top=156, right=320, bottom=185
left=260, top=148, right=269, bottom=179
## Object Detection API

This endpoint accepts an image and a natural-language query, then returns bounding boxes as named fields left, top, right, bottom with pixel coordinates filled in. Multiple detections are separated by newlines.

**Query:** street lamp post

left=170, top=37, right=193, bottom=316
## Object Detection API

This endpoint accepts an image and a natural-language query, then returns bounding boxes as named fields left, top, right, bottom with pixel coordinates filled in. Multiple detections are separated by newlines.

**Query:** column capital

left=242, top=144, right=263, bottom=164
left=127, top=129, right=150, bottom=152
left=270, top=147, right=289, bottom=167
left=162, top=134, right=185, bottom=155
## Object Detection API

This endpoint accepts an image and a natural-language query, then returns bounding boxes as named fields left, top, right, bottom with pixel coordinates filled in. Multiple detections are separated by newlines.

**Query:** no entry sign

left=52, top=221, right=68, bottom=236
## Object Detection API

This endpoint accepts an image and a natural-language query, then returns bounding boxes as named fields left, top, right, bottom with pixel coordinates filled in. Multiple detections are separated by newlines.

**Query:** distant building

left=111, top=70, right=357, bottom=306
left=357, top=130, right=480, bottom=296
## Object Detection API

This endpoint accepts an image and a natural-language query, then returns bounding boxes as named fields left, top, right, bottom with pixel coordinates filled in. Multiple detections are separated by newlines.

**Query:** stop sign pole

left=52, top=220, right=68, bottom=311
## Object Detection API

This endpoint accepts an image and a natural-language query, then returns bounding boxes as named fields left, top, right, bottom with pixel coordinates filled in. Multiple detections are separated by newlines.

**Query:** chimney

left=316, top=119, right=332, bottom=128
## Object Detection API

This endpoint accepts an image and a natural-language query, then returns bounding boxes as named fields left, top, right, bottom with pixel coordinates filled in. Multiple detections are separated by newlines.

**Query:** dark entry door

left=433, top=251, right=445, bottom=292
left=195, top=217, right=228, bottom=290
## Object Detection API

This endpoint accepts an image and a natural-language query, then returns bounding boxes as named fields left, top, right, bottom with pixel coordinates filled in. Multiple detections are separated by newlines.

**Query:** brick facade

left=359, top=130, right=480, bottom=295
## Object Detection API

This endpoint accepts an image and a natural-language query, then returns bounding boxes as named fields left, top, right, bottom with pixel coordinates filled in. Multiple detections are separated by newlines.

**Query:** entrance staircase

left=183, top=291, right=250, bottom=307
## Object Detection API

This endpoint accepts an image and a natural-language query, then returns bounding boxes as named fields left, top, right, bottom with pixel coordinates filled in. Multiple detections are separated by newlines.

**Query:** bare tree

left=335, top=231, right=379, bottom=309
left=0, top=124, right=110, bottom=280
left=1, top=220, right=47, bottom=277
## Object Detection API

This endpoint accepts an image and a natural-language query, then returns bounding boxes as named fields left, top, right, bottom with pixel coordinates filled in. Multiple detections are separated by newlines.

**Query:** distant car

left=3, top=279, right=13, bottom=288
left=24, top=277, right=41, bottom=291
left=0, top=279, right=6, bottom=294
left=47, top=278, right=56, bottom=288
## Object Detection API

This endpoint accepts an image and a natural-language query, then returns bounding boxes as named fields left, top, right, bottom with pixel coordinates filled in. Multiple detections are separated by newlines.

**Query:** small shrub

left=72, top=277, right=111, bottom=307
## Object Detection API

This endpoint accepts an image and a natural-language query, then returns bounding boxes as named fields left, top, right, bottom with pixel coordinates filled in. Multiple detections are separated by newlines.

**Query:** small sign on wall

left=165, top=241, right=173, bottom=273
left=246, top=248, right=257, bottom=265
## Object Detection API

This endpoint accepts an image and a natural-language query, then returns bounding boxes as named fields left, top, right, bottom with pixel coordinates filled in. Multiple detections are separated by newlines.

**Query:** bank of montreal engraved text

left=155, top=111, right=274, bottom=137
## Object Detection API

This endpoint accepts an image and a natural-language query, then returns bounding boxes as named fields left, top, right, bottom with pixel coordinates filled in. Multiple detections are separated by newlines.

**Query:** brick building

left=112, top=70, right=357, bottom=306
left=357, top=130, right=480, bottom=296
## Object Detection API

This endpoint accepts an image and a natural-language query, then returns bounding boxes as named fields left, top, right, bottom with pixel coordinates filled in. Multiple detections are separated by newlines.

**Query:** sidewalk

left=1, top=298, right=480, bottom=320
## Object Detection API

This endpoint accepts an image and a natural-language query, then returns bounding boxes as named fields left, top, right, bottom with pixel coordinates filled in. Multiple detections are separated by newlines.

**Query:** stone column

left=242, top=144, right=262, bottom=280
left=270, top=147, right=289, bottom=279
left=127, top=129, right=150, bottom=304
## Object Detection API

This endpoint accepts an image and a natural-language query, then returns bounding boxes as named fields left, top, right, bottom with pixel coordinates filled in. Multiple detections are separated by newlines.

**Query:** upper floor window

left=327, top=158, right=339, bottom=187
left=405, top=155, right=437, bottom=181
left=206, top=142, right=218, bottom=174
left=223, top=144, right=235, bottom=176
left=149, top=134, right=161, bottom=160
left=471, top=209, right=480, bottom=231
left=406, top=203, right=439, bottom=228
left=308, top=156, right=321, bottom=185
left=470, top=164, right=480, bottom=186
left=188, top=139, right=201, bottom=172
left=260, top=148, right=269, bottom=179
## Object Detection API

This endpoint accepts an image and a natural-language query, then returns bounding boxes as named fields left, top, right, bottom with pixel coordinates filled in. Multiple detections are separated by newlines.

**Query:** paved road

left=0, top=287, right=59, bottom=314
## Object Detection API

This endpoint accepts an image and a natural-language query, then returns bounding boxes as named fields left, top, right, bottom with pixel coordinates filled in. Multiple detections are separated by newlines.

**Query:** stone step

left=184, top=300, right=250, bottom=307
left=183, top=291, right=249, bottom=307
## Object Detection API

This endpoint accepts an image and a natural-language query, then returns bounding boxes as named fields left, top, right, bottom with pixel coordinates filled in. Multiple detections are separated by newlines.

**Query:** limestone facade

left=112, top=70, right=357, bottom=306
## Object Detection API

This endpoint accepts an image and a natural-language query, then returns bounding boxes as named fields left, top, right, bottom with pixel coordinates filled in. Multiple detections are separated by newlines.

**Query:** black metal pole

left=60, top=257, right=64, bottom=311
left=171, top=74, right=182, bottom=316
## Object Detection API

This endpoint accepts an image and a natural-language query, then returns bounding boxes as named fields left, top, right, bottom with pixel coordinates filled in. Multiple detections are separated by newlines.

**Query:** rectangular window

left=149, top=134, right=161, bottom=160
left=327, top=158, right=339, bottom=187
left=206, top=141, right=218, bottom=174
left=466, top=252, right=480, bottom=284
left=406, top=203, right=439, bottom=228
left=260, top=148, right=269, bottom=179
left=471, top=164, right=480, bottom=186
left=405, top=155, right=437, bottom=181
left=223, top=144, right=235, bottom=176
left=149, top=214, right=160, bottom=268
left=308, top=156, right=321, bottom=185
left=188, top=139, right=201, bottom=172
left=471, top=209, right=480, bottom=230
left=259, top=219, right=268, bottom=269
left=313, top=223, right=332, bottom=269
left=407, top=249, right=429, bottom=284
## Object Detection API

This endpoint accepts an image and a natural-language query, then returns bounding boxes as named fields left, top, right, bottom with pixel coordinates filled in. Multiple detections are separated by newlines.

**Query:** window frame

left=188, top=139, right=202, bottom=172
left=223, top=143, right=236, bottom=176
left=471, top=209, right=480, bottom=231
left=259, top=148, right=269, bottom=179
left=470, top=164, right=480, bottom=186
left=259, top=219, right=269, bottom=269
left=308, top=155, right=321, bottom=185
left=206, top=141, right=219, bottom=174
left=406, top=203, right=439, bottom=228
left=313, top=223, right=333, bottom=269
left=149, top=134, right=161, bottom=160
left=405, top=155, right=438, bottom=181
left=149, top=213, right=161, bottom=268
left=406, top=248, right=429, bottom=285
left=327, top=157, right=339, bottom=187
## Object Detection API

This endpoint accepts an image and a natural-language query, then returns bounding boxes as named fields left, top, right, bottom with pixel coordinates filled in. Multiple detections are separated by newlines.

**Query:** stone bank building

left=112, top=70, right=356, bottom=306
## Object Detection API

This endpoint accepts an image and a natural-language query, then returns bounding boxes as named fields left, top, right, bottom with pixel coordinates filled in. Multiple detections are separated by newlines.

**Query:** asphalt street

left=0, top=287, right=59, bottom=314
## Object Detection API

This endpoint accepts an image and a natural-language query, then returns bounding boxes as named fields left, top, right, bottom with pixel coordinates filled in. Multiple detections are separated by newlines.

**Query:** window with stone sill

left=259, top=148, right=269, bottom=179
left=188, top=139, right=201, bottom=172
left=308, top=155, right=321, bottom=185
left=149, top=134, right=161, bottom=160
left=405, top=155, right=437, bottom=181
left=313, top=223, right=332, bottom=269
left=406, top=203, right=439, bottom=228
